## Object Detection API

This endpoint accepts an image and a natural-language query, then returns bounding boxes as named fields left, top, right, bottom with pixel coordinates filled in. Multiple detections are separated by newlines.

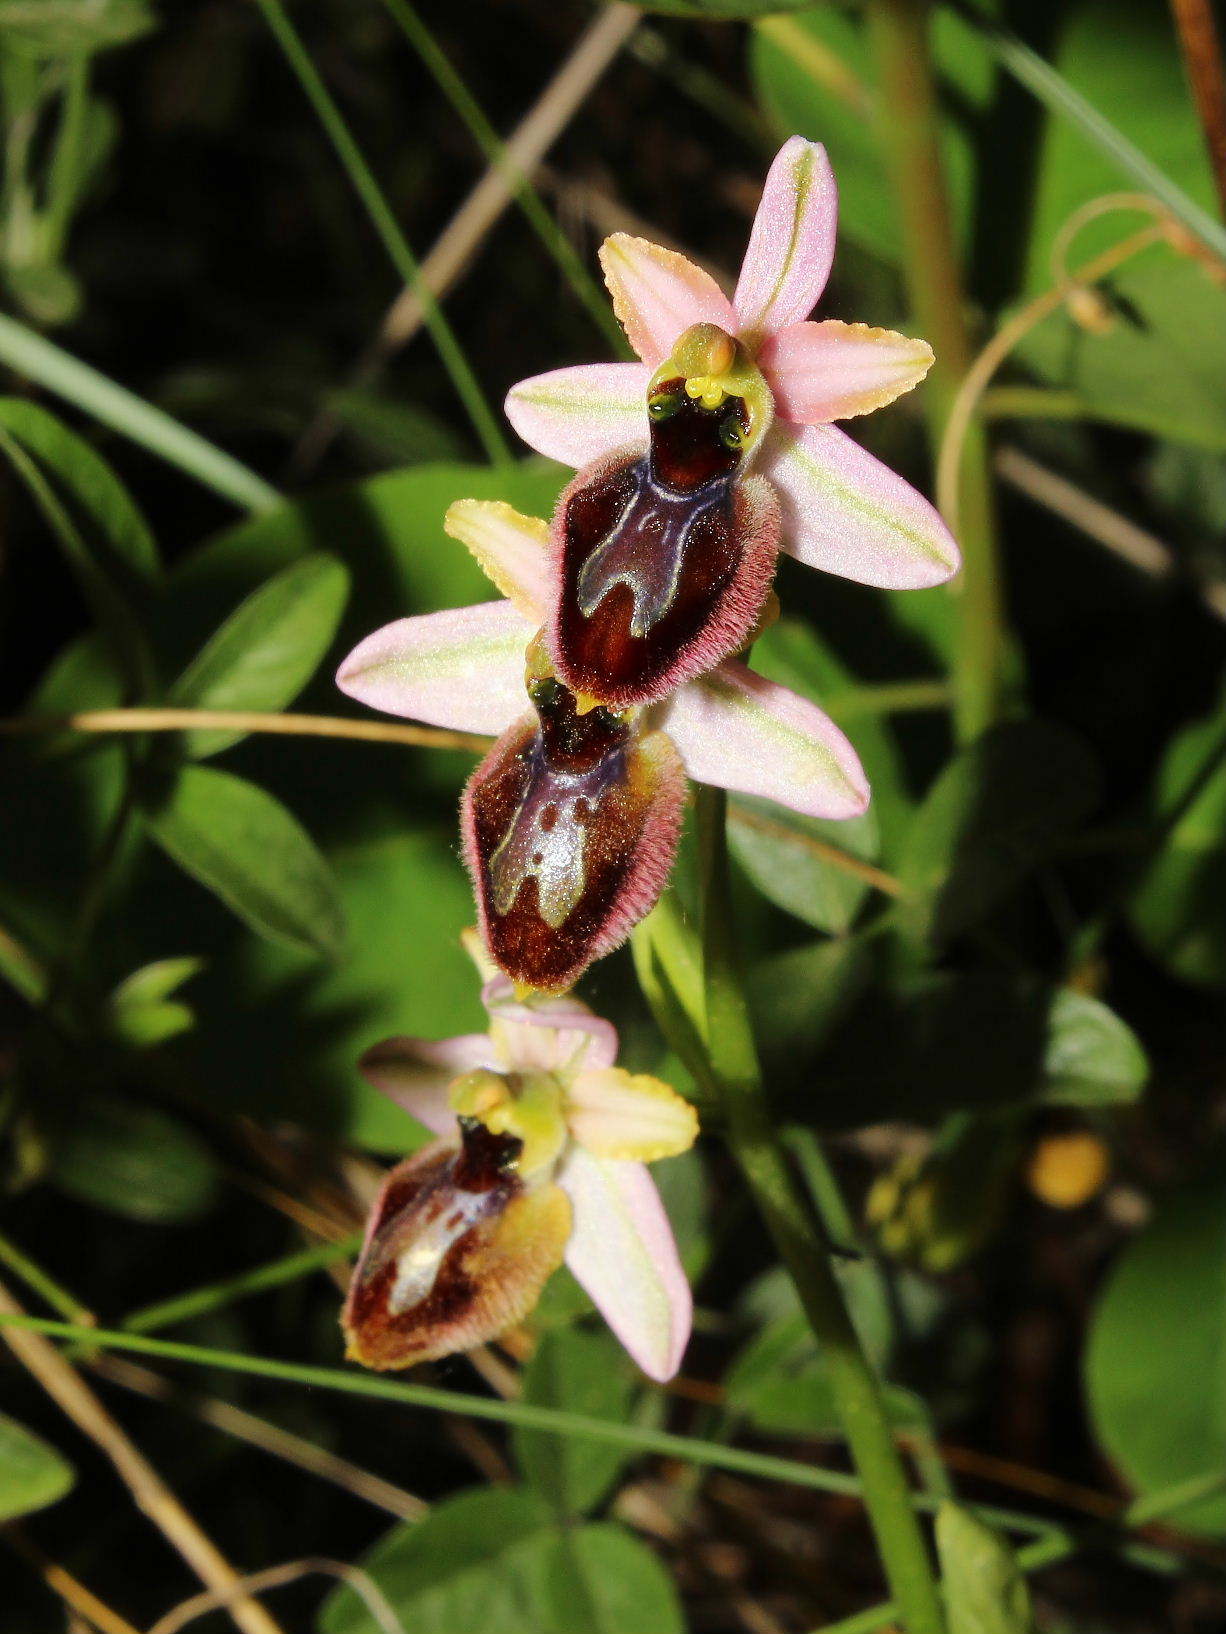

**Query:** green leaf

left=729, top=797, right=879, bottom=935
left=162, top=824, right=481, bottom=1149
left=0, top=396, right=158, bottom=582
left=748, top=935, right=873, bottom=1063
left=896, top=720, right=1100, bottom=950
left=1128, top=705, right=1226, bottom=988
left=935, top=1501, right=1034, bottom=1634
left=0, top=1413, right=74, bottom=1522
left=796, top=974, right=1144, bottom=1128
left=0, top=0, right=157, bottom=57
left=168, top=554, right=351, bottom=757
left=536, top=1524, right=685, bottom=1634
left=751, top=7, right=992, bottom=264
left=514, top=1329, right=637, bottom=1517
left=1017, top=0, right=1224, bottom=447
left=318, top=1488, right=557, bottom=1634
left=1086, top=1175, right=1226, bottom=1537
left=106, top=956, right=205, bottom=1049
left=50, top=1096, right=220, bottom=1223
left=1041, top=988, right=1148, bottom=1107
left=143, top=765, right=345, bottom=958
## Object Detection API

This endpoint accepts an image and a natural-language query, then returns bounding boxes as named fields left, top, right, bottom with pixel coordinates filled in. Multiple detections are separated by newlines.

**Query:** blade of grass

left=379, top=0, right=627, bottom=355
left=0, top=1312, right=1068, bottom=1540
left=952, top=0, right=1226, bottom=258
left=121, top=1233, right=363, bottom=1335
left=252, top=0, right=511, bottom=467
left=0, top=312, right=279, bottom=513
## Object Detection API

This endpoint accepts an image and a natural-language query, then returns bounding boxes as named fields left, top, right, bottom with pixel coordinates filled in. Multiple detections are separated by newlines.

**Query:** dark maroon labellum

left=551, top=381, right=780, bottom=709
left=463, top=674, right=686, bottom=992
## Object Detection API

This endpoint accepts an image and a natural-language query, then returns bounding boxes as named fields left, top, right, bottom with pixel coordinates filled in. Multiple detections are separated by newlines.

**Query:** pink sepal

left=733, top=137, right=838, bottom=343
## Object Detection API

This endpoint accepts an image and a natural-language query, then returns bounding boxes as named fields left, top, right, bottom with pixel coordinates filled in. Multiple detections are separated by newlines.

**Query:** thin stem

left=1170, top=0, right=1226, bottom=212
left=0, top=1310, right=1071, bottom=1539
left=864, top=0, right=1001, bottom=745
left=0, top=312, right=279, bottom=514
left=694, top=787, right=946, bottom=1634
left=120, top=1232, right=363, bottom=1335
left=379, top=0, right=626, bottom=355
left=252, top=0, right=511, bottom=468
left=0, top=1230, right=92, bottom=1323
left=0, top=707, right=490, bottom=754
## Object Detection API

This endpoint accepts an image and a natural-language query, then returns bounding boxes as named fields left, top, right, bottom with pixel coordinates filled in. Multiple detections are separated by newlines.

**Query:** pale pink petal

left=765, top=422, right=961, bottom=589
left=504, top=362, right=648, bottom=469
left=658, top=660, right=869, bottom=820
left=443, top=500, right=551, bottom=619
left=760, top=320, right=934, bottom=424
left=733, top=137, right=838, bottom=343
left=598, top=235, right=737, bottom=367
left=336, top=601, right=533, bottom=732
left=359, top=1035, right=497, bottom=1134
left=481, top=977, right=620, bottom=1075
left=559, top=1147, right=691, bottom=1382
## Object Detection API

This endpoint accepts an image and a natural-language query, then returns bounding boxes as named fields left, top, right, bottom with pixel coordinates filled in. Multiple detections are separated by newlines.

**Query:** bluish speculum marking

left=487, top=678, right=631, bottom=930
left=574, top=382, right=748, bottom=641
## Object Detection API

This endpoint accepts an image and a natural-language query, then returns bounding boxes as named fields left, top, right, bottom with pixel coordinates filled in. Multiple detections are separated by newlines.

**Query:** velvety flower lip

left=504, top=135, right=960, bottom=593
left=336, top=499, right=870, bottom=824
left=351, top=952, right=696, bottom=1380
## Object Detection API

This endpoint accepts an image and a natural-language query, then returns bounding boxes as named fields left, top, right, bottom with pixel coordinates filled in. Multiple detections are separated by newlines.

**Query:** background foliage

left=0, top=1, right=1222, bottom=1630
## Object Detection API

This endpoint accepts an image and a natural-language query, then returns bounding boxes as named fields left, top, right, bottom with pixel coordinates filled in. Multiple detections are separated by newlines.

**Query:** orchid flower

left=343, top=940, right=697, bottom=1381
left=505, top=136, right=960, bottom=708
left=337, top=498, right=869, bottom=989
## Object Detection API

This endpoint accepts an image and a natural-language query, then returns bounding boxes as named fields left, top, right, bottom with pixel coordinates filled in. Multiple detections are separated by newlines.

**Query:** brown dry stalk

left=146, top=1559, right=405, bottom=1634
left=0, top=1281, right=284, bottom=1634
left=1170, top=0, right=1226, bottom=209
left=3, top=1527, right=143, bottom=1634
left=0, top=708, right=490, bottom=755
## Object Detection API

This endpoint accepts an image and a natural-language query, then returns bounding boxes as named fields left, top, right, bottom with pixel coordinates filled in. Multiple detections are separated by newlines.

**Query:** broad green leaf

left=748, top=935, right=873, bottom=1062
left=168, top=553, right=351, bottom=757
left=318, top=1488, right=557, bottom=1634
left=164, top=824, right=480, bottom=1149
left=751, top=7, right=992, bottom=264
left=537, top=1524, right=685, bottom=1634
left=796, top=974, right=1143, bottom=1128
left=162, top=460, right=566, bottom=675
left=0, top=396, right=157, bottom=581
left=143, top=765, right=345, bottom=958
left=514, top=1329, right=637, bottom=1517
left=0, top=0, right=157, bottom=57
left=49, top=1095, right=219, bottom=1223
left=1017, top=0, right=1224, bottom=447
left=1086, top=1175, right=1226, bottom=1537
left=0, top=1414, right=74, bottom=1522
left=1128, top=704, right=1226, bottom=987
left=896, top=720, right=1100, bottom=950
left=106, top=956, right=204, bottom=1049
left=1041, top=988, right=1148, bottom=1107
left=936, top=1501, right=1034, bottom=1634
left=730, top=796, right=879, bottom=935
left=24, top=630, right=123, bottom=723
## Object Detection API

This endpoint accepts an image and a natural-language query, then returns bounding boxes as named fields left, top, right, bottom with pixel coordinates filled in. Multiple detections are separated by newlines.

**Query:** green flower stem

left=379, top=0, right=628, bottom=357
left=864, top=0, right=1004, bottom=744
left=253, top=0, right=512, bottom=469
left=0, top=313, right=279, bottom=514
left=694, top=787, right=946, bottom=1634
left=120, top=1233, right=363, bottom=1335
